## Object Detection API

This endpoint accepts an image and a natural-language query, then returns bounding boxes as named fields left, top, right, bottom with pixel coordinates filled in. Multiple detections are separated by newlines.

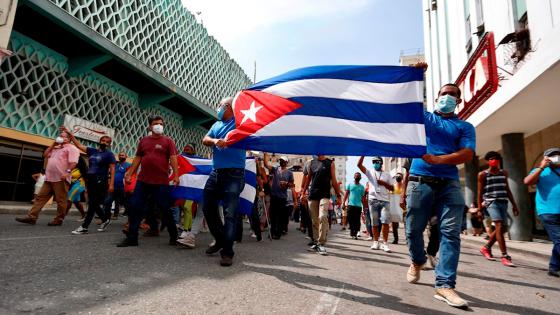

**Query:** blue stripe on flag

left=230, top=136, right=426, bottom=158
left=239, top=198, right=254, bottom=216
left=248, top=65, right=423, bottom=90
left=286, top=97, right=424, bottom=124
left=170, top=186, right=203, bottom=202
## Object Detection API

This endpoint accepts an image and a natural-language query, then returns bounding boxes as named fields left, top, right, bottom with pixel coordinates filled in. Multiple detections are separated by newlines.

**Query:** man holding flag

left=202, top=96, right=246, bottom=267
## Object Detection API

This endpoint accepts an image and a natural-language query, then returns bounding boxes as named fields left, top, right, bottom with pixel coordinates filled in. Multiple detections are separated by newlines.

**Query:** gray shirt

left=271, top=166, right=294, bottom=199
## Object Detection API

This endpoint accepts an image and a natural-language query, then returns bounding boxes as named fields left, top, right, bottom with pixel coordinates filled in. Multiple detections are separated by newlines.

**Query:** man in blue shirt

left=202, top=96, right=246, bottom=267
left=401, top=82, right=475, bottom=308
left=343, top=172, right=366, bottom=240
left=524, top=147, right=560, bottom=277
left=61, top=126, right=116, bottom=235
left=102, top=151, right=131, bottom=219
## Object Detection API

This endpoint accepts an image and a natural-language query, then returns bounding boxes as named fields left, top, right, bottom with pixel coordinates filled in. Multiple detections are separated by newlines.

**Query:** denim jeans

left=83, top=175, right=109, bottom=228
left=406, top=179, right=464, bottom=289
left=127, top=181, right=177, bottom=242
left=102, top=188, right=128, bottom=218
left=202, top=168, right=245, bottom=258
left=539, top=214, right=560, bottom=272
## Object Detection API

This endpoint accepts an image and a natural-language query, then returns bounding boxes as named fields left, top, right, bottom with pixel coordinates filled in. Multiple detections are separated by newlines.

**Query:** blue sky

left=181, top=0, right=425, bottom=183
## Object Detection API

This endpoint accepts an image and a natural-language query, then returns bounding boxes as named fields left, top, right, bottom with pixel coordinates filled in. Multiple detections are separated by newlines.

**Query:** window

left=464, top=0, right=473, bottom=54
left=512, top=0, right=528, bottom=29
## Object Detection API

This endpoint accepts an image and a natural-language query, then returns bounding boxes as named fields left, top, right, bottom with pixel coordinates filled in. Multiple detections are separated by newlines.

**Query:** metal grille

left=1, top=32, right=211, bottom=157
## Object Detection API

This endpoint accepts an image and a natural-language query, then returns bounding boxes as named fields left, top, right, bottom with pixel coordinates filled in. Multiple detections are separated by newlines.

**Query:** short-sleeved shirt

left=45, top=144, right=80, bottom=182
left=305, top=158, right=333, bottom=200
left=531, top=167, right=560, bottom=215
left=136, top=135, right=178, bottom=185
left=114, top=161, right=131, bottom=189
left=86, top=147, right=116, bottom=177
left=410, top=111, right=476, bottom=180
left=364, top=169, right=393, bottom=202
left=207, top=118, right=246, bottom=169
left=346, top=183, right=365, bottom=207
left=270, top=166, right=294, bottom=199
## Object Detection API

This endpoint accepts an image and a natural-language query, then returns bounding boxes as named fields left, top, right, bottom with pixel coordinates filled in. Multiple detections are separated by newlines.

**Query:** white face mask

left=549, top=155, right=560, bottom=164
left=55, top=137, right=64, bottom=144
left=152, top=124, right=164, bottom=135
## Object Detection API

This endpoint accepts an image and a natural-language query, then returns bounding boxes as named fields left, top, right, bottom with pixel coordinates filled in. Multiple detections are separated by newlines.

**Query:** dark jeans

left=127, top=182, right=177, bottom=242
left=426, top=222, right=440, bottom=257
left=364, top=208, right=373, bottom=236
left=250, top=196, right=262, bottom=239
left=83, top=175, right=109, bottom=228
left=270, top=196, right=287, bottom=238
left=347, top=205, right=362, bottom=237
left=283, top=205, right=293, bottom=233
left=202, top=168, right=245, bottom=258
left=299, top=202, right=314, bottom=239
left=539, top=214, right=560, bottom=272
left=103, top=188, right=128, bottom=218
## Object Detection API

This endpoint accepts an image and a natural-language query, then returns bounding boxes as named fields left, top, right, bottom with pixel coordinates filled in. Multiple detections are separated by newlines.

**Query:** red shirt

left=135, top=135, right=177, bottom=185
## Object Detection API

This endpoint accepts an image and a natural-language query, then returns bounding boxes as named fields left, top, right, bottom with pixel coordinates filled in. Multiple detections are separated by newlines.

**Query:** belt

left=408, top=175, right=449, bottom=185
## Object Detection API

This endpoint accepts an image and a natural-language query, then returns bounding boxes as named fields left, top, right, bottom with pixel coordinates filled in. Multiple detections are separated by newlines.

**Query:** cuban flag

left=171, top=155, right=257, bottom=216
left=225, top=65, right=426, bottom=157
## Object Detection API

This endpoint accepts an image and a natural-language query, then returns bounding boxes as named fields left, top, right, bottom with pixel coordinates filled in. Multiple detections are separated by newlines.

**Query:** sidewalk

left=0, top=203, right=82, bottom=216
left=460, top=233, right=552, bottom=261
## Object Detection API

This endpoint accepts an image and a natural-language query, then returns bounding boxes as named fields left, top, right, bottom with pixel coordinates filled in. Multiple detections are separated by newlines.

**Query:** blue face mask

left=217, top=106, right=226, bottom=121
left=435, top=95, right=457, bottom=114
left=373, top=163, right=382, bottom=171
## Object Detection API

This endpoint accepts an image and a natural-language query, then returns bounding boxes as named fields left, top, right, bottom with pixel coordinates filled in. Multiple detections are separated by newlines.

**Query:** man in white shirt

left=358, top=156, right=394, bottom=252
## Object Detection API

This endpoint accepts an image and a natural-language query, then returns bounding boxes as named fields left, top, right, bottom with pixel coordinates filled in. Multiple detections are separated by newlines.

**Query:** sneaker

left=116, top=238, right=138, bottom=247
left=71, top=226, right=88, bottom=235
left=381, top=243, right=391, bottom=253
left=434, top=288, right=468, bottom=308
left=479, top=246, right=496, bottom=261
left=178, top=231, right=189, bottom=239
left=407, top=262, right=425, bottom=283
left=220, top=256, right=233, bottom=267
left=15, top=217, right=36, bottom=225
left=177, top=233, right=196, bottom=249
left=47, top=221, right=63, bottom=226
left=76, top=217, right=85, bottom=223
left=365, top=236, right=373, bottom=241
left=370, top=241, right=380, bottom=250
left=427, top=255, right=439, bottom=269
left=352, top=236, right=358, bottom=240
left=548, top=270, right=560, bottom=277
left=307, top=243, right=318, bottom=252
left=316, top=245, right=328, bottom=256
left=97, top=220, right=111, bottom=232
left=501, top=255, right=515, bottom=267
left=205, top=243, right=222, bottom=255
left=250, top=232, right=257, bottom=238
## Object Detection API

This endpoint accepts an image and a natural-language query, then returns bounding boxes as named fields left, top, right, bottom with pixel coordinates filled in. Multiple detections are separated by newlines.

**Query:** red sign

left=455, top=32, right=499, bottom=119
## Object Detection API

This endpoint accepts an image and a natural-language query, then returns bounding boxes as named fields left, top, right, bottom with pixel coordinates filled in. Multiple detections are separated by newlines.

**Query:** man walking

left=358, top=156, right=394, bottom=252
left=524, top=148, right=560, bottom=277
left=402, top=81, right=475, bottom=308
left=301, top=156, right=342, bottom=255
left=65, top=127, right=116, bottom=235
left=103, top=151, right=131, bottom=220
left=117, top=115, right=179, bottom=246
left=263, top=154, right=294, bottom=240
left=201, top=97, right=246, bottom=266
left=16, top=131, right=79, bottom=225
left=342, top=172, right=366, bottom=240
left=478, top=151, right=520, bottom=266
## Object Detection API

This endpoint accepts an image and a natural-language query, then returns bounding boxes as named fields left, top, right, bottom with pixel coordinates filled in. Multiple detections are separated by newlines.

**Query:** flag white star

left=240, top=101, right=263, bottom=124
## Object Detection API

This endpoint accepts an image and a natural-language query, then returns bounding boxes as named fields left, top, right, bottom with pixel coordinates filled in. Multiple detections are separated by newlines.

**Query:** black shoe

left=392, top=239, right=398, bottom=244
left=256, top=235, right=263, bottom=242
left=548, top=270, right=560, bottom=277
left=206, top=243, right=222, bottom=255
left=220, top=256, right=233, bottom=267
left=272, top=235, right=281, bottom=240
left=169, top=238, right=177, bottom=246
left=117, top=238, right=138, bottom=247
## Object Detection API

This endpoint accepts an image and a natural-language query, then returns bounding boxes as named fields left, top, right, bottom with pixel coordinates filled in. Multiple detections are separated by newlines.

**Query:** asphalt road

left=0, top=214, right=558, bottom=315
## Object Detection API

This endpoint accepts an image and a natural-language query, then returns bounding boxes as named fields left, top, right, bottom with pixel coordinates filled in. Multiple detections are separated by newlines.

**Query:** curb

left=460, top=237, right=550, bottom=261
left=0, top=208, right=83, bottom=216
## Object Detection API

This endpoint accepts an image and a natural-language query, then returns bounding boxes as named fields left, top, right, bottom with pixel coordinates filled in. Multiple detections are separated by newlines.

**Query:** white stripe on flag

left=253, top=115, right=426, bottom=146
left=178, top=174, right=208, bottom=189
left=262, top=79, right=423, bottom=104
left=240, top=183, right=256, bottom=203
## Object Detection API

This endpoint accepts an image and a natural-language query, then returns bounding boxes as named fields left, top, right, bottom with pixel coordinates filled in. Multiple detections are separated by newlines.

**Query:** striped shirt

left=483, top=170, right=508, bottom=202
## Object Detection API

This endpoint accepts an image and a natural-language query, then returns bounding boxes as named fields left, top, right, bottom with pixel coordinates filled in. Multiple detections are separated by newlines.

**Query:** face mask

left=152, top=124, right=164, bottom=135
left=119, top=157, right=126, bottom=162
left=99, top=143, right=108, bottom=150
left=435, top=95, right=457, bottom=114
left=488, top=160, right=500, bottom=168
left=217, top=106, right=226, bottom=121
left=55, top=137, right=64, bottom=144
left=550, top=156, right=560, bottom=164
left=373, top=164, right=382, bottom=171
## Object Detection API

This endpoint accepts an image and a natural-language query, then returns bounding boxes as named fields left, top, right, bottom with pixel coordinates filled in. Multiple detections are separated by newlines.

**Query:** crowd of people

left=13, top=81, right=560, bottom=310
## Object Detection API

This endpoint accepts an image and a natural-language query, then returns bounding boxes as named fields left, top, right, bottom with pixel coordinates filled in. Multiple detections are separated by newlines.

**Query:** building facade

left=0, top=0, right=252, bottom=201
left=422, top=0, right=560, bottom=239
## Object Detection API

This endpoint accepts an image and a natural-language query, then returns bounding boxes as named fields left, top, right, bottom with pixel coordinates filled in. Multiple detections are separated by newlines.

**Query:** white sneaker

left=177, top=232, right=196, bottom=249
left=316, top=245, right=328, bottom=256
left=381, top=243, right=391, bottom=253
left=97, top=220, right=111, bottom=232
left=371, top=241, right=380, bottom=250
left=71, top=226, right=88, bottom=235
left=365, top=236, right=373, bottom=241
left=428, top=255, right=439, bottom=269
left=250, top=232, right=257, bottom=238
left=179, top=231, right=189, bottom=239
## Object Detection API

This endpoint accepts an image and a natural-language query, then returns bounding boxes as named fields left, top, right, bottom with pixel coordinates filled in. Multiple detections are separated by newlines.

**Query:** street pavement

left=0, top=214, right=558, bottom=315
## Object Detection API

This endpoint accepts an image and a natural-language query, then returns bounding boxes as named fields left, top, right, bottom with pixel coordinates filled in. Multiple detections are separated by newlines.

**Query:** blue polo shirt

left=531, top=167, right=560, bottom=215
left=410, top=111, right=476, bottom=180
left=114, top=161, right=131, bottom=188
left=207, top=118, right=246, bottom=169
left=86, top=147, right=116, bottom=177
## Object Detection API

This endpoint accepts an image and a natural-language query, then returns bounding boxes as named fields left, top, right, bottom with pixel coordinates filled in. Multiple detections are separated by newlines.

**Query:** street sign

left=63, top=115, right=115, bottom=143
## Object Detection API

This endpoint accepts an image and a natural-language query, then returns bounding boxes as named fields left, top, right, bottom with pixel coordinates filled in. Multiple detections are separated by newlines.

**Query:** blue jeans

left=202, top=168, right=245, bottom=258
left=406, top=179, right=464, bottom=289
left=127, top=182, right=176, bottom=242
left=539, top=214, right=560, bottom=272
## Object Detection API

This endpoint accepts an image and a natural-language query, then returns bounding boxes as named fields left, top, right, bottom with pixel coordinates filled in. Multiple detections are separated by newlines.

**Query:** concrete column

left=464, top=155, right=479, bottom=206
left=501, top=133, right=532, bottom=241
